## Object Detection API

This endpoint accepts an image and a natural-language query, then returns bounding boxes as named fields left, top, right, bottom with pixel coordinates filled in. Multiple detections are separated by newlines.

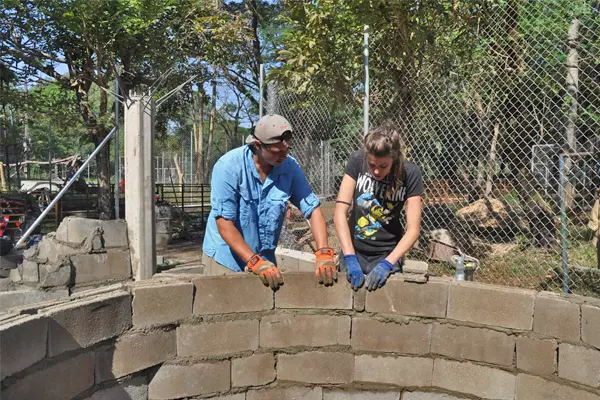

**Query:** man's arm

left=385, top=196, right=422, bottom=264
left=216, top=218, right=255, bottom=263
left=308, top=206, right=328, bottom=249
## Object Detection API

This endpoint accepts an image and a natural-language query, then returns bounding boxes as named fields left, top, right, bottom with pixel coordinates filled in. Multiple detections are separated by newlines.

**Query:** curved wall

left=2, top=270, right=600, bottom=400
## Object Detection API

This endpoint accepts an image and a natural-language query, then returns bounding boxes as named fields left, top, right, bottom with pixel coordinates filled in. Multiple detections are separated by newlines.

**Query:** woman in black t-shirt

left=334, top=122, right=423, bottom=291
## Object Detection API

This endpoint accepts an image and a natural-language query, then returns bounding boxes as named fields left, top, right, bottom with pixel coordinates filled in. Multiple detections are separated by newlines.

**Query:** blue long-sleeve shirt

left=202, top=145, right=320, bottom=271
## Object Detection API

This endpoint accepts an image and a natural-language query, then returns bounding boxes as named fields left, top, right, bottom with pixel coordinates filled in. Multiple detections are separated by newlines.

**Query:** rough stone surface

left=516, top=374, right=600, bottom=400
left=433, top=359, right=516, bottom=400
left=275, top=272, right=352, bottom=309
left=431, top=323, right=515, bottom=366
left=354, top=355, right=433, bottom=387
left=36, top=236, right=82, bottom=264
left=177, top=319, right=259, bottom=357
left=71, top=249, right=131, bottom=284
left=403, top=259, right=428, bottom=274
left=2, top=352, right=94, bottom=400
left=365, top=278, right=448, bottom=318
left=247, top=386, right=323, bottom=400
left=447, top=282, right=535, bottom=330
left=148, top=362, right=230, bottom=399
left=44, top=292, right=132, bottom=357
left=132, top=282, right=193, bottom=326
left=533, top=293, right=580, bottom=341
left=558, top=343, right=600, bottom=388
left=582, top=305, right=600, bottom=350
left=101, top=220, right=129, bottom=248
left=353, top=289, right=366, bottom=312
left=260, top=314, right=350, bottom=348
left=278, top=352, right=354, bottom=384
left=323, top=389, right=399, bottom=400
left=516, top=336, right=556, bottom=375
left=95, top=329, right=176, bottom=382
left=0, top=314, right=48, bottom=380
left=39, top=260, right=72, bottom=288
left=9, top=266, right=22, bottom=282
left=55, top=217, right=101, bottom=246
left=84, top=376, right=147, bottom=400
left=232, top=353, right=276, bottom=387
left=0, top=288, right=69, bottom=312
left=352, top=318, right=431, bottom=355
left=402, top=393, right=468, bottom=400
left=193, top=275, right=273, bottom=314
left=91, top=234, right=103, bottom=252
left=21, top=259, right=39, bottom=282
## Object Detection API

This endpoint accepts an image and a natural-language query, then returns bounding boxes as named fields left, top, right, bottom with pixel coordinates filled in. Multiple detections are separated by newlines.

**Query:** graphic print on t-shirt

left=354, top=173, right=406, bottom=240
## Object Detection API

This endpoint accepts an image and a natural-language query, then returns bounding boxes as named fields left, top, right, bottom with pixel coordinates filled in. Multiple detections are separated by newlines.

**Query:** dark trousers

left=338, top=250, right=403, bottom=275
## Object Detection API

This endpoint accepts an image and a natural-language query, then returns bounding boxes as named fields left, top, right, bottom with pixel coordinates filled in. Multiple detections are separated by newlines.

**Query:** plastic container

left=464, top=261, right=474, bottom=281
left=455, top=255, right=465, bottom=281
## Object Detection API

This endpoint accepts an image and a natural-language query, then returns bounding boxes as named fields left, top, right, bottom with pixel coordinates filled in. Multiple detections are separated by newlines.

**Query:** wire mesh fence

left=271, top=1, right=600, bottom=296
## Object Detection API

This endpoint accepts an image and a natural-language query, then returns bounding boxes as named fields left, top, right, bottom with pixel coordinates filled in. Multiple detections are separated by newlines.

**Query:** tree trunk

left=23, top=80, right=30, bottom=179
left=485, top=120, right=500, bottom=197
left=173, top=153, right=184, bottom=186
left=564, top=19, right=579, bottom=210
left=94, top=126, right=112, bottom=220
left=194, top=88, right=204, bottom=183
left=204, top=71, right=217, bottom=182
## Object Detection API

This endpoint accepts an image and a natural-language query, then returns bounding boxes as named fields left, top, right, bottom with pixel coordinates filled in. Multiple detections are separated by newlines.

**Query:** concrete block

left=232, top=353, right=276, bottom=387
left=352, top=318, right=431, bottom=355
left=132, top=282, right=193, bottom=327
left=213, top=395, right=245, bottom=400
left=275, top=272, right=352, bottom=309
left=582, top=305, right=600, bottom=350
left=55, top=217, right=101, bottom=246
left=96, top=329, right=176, bottom=382
left=0, top=314, right=48, bottom=380
left=533, top=293, right=580, bottom=341
left=193, top=275, right=273, bottom=314
left=70, top=249, right=131, bottom=284
left=39, top=260, right=72, bottom=288
left=447, top=282, right=535, bottom=330
left=432, top=359, right=516, bottom=400
left=516, top=336, right=556, bottom=375
left=2, top=351, right=94, bottom=400
left=402, top=393, right=468, bottom=400
left=23, top=244, right=38, bottom=261
left=9, top=266, right=22, bottom=282
left=353, top=289, right=366, bottom=311
left=0, top=288, right=69, bottom=312
left=403, top=259, right=428, bottom=274
left=21, top=259, right=39, bottom=282
left=260, top=314, right=350, bottom=348
left=247, top=386, right=323, bottom=400
left=278, top=352, right=354, bottom=384
left=558, top=343, right=600, bottom=388
left=44, top=292, right=132, bottom=357
left=102, top=219, right=129, bottom=248
left=431, top=323, right=515, bottom=367
left=323, top=389, right=400, bottom=400
left=148, top=361, right=230, bottom=399
left=354, top=355, right=433, bottom=387
left=297, top=250, right=317, bottom=272
left=84, top=376, right=147, bottom=400
left=275, top=248, right=300, bottom=271
left=365, top=278, right=448, bottom=318
left=177, top=319, right=259, bottom=357
left=516, top=374, right=600, bottom=400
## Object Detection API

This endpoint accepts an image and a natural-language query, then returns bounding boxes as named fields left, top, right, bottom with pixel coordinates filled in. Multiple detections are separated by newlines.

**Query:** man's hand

left=314, top=247, right=337, bottom=286
left=246, top=254, right=283, bottom=290
left=366, top=259, right=394, bottom=291
left=344, top=254, right=365, bottom=291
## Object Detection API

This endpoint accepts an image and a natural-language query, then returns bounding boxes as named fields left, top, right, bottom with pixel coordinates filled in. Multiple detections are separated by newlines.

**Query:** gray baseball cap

left=246, top=114, right=293, bottom=145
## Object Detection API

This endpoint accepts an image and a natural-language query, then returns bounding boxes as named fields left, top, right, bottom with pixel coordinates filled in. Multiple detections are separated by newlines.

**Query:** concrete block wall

left=2, top=267, right=600, bottom=399
left=2, top=218, right=131, bottom=312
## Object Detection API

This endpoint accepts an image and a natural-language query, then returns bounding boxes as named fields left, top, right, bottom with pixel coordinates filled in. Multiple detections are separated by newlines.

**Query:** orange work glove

left=246, top=254, right=283, bottom=290
left=314, top=247, right=337, bottom=286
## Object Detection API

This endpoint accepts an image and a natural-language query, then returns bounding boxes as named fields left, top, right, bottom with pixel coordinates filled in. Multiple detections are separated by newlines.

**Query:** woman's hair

left=364, top=121, right=405, bottom=196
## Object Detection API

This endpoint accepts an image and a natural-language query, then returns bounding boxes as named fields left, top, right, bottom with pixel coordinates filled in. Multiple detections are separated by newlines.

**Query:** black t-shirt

left=344, top=149, right=423, bottom=254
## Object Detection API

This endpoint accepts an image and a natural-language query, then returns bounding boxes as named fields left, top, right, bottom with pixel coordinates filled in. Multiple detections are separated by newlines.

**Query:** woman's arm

left=385, top=195, right=422, bottom=265
left=334, top=174, right=357, bottom=256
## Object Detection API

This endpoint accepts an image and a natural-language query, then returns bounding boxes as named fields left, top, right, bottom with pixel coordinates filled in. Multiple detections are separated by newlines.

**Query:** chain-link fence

left=272, top=1, right=600, bottom=297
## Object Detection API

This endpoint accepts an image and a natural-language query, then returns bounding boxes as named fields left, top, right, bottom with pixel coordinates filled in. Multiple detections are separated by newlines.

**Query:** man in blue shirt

left=202, top=114, right=337, bottom=290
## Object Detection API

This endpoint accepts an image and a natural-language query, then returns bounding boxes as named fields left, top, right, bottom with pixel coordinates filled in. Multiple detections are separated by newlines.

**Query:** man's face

left=255, top=131, right=293, bottom=166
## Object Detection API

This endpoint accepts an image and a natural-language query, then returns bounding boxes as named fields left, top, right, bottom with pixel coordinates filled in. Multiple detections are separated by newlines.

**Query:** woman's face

left=367, top=153, right=394, bottom=180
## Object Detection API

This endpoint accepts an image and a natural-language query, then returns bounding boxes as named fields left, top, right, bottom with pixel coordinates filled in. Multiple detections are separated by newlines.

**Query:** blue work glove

left=344, top=254, right=365, bottom=291
left=366, top=259, right=394, bottom=291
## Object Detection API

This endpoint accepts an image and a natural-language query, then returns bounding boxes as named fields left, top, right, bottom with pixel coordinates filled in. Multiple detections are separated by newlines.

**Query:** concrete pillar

left=124, top=94, right=156, bottom=280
